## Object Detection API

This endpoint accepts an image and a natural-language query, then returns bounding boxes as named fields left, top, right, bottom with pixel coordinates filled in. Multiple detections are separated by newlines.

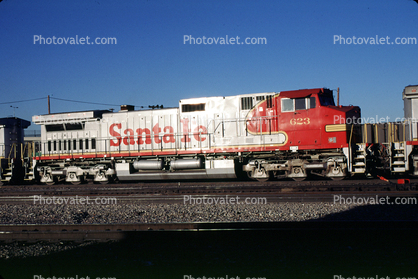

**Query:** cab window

left=318, top=93, right=335, bottom=106
left=282, top=97, right=315, bottom=112
left=310, top=97, right=316, bottom=108
left=282, top=99, right=294, bottom=112
left=295, top=98, right=306, bottom=110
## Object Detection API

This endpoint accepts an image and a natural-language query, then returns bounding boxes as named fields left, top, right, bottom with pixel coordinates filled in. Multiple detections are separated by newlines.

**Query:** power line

left=49, top=97, right=120, bottom=107
left=0, top=97, right=47, bottom=105
left=0, top=96, right=149, bottom=109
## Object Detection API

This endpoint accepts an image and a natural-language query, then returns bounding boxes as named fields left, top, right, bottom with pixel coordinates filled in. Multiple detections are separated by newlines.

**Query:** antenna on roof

left=10, top=106, right=18, bottom=117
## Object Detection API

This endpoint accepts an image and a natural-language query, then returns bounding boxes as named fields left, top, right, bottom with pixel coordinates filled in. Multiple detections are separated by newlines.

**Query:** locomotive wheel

left=71, top=176, right=85, bottom=185
left=247, top=169, right=271, bottom=182
left=94, top=172, right=109, bottom=184
left=292, top=177, right=306, bottom=182
left=255, top=176, right=270, bottom=182
left=42, top=174, right=55, bottom=185
left=288, top=166, right=307, bottom=181
left=95, top=179, right=109, bottom=185
left=67, top=172, right=83, bottom=185
left=330, top=176, right=345, bottom=181
left=327, top=166, right=345, bottom=181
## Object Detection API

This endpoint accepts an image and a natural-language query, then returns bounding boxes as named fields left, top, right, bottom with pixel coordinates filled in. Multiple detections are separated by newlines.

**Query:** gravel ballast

left=1, top=201, right=417, bottom=259
left=0, top=202, right=417, bottom=225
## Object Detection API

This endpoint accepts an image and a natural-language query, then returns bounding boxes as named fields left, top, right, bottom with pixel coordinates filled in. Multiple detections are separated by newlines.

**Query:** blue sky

left=1, top=0, right=418, bottom=131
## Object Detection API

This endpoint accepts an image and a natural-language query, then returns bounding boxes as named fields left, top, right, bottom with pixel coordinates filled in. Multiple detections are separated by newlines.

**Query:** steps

left=352, top=144, right=366, bottom=174
left=391, top=142, right=406, bottom=173
left=0, top=162, right=13, bottom=183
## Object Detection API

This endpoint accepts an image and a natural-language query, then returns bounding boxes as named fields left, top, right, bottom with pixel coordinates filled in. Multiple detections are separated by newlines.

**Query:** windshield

left=318, top=92, right=335, bottom=106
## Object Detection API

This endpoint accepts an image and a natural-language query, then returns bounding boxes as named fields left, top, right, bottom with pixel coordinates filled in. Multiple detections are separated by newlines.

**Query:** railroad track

left=1, top=178, right=417, bottom=197
left=1, top=222, right=417, bottom=242
left=1, top=191, right=417, bottom=205
left=1, top=179, right=417, bottom=243
left=0, top=179, right=417, bottom=205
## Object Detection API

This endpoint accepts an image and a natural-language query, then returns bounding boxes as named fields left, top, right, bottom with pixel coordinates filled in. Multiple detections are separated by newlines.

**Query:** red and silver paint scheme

left=31, top=88, right=361, bottom=183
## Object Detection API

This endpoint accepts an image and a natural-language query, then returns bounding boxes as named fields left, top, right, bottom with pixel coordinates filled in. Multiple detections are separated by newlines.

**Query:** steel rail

left=1, top=222, right=418, bottom=242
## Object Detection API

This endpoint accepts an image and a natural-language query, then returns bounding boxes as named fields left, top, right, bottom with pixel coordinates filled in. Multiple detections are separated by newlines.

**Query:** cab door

left=280, top=96, right=321, bottom=148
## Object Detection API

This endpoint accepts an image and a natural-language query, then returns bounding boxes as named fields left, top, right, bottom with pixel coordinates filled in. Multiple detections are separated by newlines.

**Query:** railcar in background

left=0, top=117, right=34, bottom=184
left=346, top=85, right=418, bottom=179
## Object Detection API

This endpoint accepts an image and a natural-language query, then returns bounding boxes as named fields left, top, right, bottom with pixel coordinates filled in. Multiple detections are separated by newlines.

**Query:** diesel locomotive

left=1, top=85, right=418, bottom=185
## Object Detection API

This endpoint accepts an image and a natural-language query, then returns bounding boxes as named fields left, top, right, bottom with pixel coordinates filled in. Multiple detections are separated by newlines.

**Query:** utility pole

left=48, top=95, right=50, bottom=114
left=337, top=87, right=340, bottom=106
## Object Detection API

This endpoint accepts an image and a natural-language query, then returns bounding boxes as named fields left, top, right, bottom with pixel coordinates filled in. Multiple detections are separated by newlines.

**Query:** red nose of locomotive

left=323, top=104, right=361, bottom=147
left=244, top=88, right=361, bottom=149
left=330, top=105, right=361, bottom=126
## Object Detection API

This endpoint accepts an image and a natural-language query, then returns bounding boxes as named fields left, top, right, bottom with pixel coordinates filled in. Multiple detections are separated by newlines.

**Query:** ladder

left=391, top=142, right=406, bottom=173
left=352, top=143, right=367, bottom=174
